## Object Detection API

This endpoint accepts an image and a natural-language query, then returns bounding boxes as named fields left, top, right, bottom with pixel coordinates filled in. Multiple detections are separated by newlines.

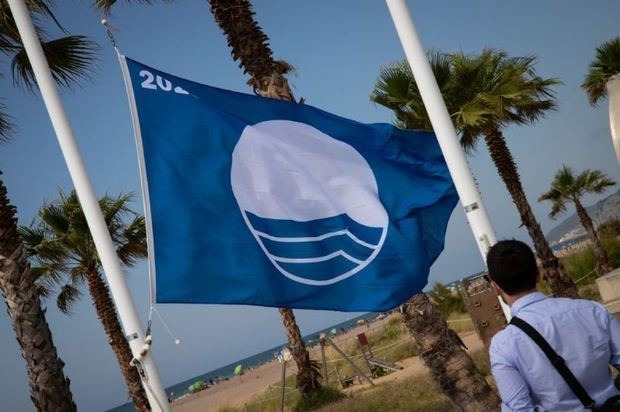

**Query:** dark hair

left=486, top=240, right=538, bottom=295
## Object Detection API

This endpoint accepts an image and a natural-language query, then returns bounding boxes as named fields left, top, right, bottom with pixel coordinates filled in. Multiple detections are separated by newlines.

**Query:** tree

left=0, top=1, right=98, bottom=409
left=582, top=37, right=620, bottom=160
left=539, top=166, right=616, bottom=276
left=372, top=50, right=578, bottom=298
left=19, top=191, right=150, bottom=410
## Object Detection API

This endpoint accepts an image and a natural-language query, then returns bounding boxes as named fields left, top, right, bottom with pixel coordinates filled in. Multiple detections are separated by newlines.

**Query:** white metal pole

left=385, top=0, right=511, bottom=319
left=7, top=1, right=171, bottom=409
left=607, top=74, right=620, bottom=164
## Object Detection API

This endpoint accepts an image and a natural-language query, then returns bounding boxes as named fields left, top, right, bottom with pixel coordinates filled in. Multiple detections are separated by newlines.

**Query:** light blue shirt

left=490, top=292, right=620, bottom=411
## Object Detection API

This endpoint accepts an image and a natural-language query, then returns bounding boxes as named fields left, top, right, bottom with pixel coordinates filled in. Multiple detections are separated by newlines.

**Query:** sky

left=1, top=0, right=619, bottom=410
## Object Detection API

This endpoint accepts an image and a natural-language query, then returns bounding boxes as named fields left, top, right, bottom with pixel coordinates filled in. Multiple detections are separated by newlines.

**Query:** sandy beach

left=172, top=315, right=484, bottom=412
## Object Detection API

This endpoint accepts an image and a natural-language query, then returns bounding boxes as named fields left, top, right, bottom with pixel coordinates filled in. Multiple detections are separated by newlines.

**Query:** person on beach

left=487, top=240, right=620, bottom=411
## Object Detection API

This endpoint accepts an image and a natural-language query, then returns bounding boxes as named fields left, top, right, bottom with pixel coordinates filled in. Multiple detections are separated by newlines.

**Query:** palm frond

left=116, top=215, right=147, bottom=266
left=371, top=52, right=452, bottom=132
left=36, top=239, right=71, bottom=263
left=0, top=100, right=13, bottom=142
left=68, top=266, right=87, bottom=284
left=17, top=224, right=47, bottom=255
left=372, top=62, right=414, bottom=106
left=11, top=35, right=98, bottom=92
left=39, top=202, right=70, bottom=234
left=56, top=283, right=81, bottom=315
left=101, top=192, right=133, bottom=227
left=31, top=262, right=65, bottom=299
left=540, top=165, right=615, bottom=219
left=32, top=280, right=53, bottom=300
left=33, top=261, right=68, bottom=283
left=26, top=188, right=148, bottom=312
left=538, top=188, right=566, bottom=219
left=581, top=169, right=616, bottom=194
left=582, top=37, right=620, bottom=105
left=24, top=0, right=68, bottom=33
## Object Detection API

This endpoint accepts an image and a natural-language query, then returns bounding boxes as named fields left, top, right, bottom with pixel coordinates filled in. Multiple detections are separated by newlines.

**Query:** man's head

left=487, top=240, right=538, bottom=301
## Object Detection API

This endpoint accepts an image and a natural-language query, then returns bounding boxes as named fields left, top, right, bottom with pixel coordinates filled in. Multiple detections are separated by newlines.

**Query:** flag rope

left=101, top=19, right=119, bottom=51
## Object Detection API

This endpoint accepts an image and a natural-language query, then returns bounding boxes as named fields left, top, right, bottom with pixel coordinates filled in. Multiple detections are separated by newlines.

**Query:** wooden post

left=360, top=344, right=373, bottom=375
left=367, top=339, right=375, bottom=359
left=280, top=359, right=286, bottom=412
left=334, top=367, right=344, bottom=389
left=320, top=337, right=329, bottom=385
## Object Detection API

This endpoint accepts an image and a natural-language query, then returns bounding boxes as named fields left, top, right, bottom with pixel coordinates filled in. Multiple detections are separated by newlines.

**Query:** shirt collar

left=510, top=291, right=547, bottom=316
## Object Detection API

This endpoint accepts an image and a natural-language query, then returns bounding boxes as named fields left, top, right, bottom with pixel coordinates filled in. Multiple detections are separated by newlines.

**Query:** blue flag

left=120, top=56, right=458, bottom=312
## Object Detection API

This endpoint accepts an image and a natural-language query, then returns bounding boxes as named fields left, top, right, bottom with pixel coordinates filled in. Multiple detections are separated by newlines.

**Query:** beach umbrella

left=188, top=380, right=205, bottom=393
left=234, top=364, right=244, bottom=383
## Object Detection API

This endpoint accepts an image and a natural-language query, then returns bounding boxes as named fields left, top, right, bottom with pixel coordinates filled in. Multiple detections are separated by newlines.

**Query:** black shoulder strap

left=510, top=316, right=595, bottom=409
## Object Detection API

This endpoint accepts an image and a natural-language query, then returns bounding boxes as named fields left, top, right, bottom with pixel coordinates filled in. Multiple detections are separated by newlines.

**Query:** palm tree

left=540, top=166, right=616, bottom=276
left=204, top=0, right=321, bottom=397
left=372, top=50, right=579, bottom=298
left=582, top=37, right=620, bottom=161
left=0, top=1, right=98, bottom=409
left=19, top=191, right=150, bottom=411
left=0, top=178, right=77, bottom=412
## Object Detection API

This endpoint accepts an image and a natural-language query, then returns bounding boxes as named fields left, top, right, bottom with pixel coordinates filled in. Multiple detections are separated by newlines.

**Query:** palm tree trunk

left=0, top=178, right=75, bottom=411
left=574, top=200, right=612, bottom=276
left=484, top=129, right=579, bottom=298
left=206, top=0, right=294, bottom=100
left=402, top=294, right=500, bottom=410
left=206, top=0, right=320, bottom=397
left=278, top=308, right=320, bottom=397
left=607, top=74, right=620, bottom=163
left=84, top=269, right=150, bottom=411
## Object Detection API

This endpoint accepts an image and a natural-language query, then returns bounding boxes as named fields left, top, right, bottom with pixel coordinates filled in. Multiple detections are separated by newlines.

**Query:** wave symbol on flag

left=231, top=120, right=388, bottom=286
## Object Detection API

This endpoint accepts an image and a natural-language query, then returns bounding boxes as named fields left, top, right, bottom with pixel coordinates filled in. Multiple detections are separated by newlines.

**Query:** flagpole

left=385, top=0, right=511, bottom=319
left=6, top=1, right=171, bottom=409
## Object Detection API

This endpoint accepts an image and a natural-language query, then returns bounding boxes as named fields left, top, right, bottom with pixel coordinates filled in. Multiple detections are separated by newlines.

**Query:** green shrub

left=562, top=237, right=620, bottom=284
left=293, top=387, right=346, bottom=412
left=562, top=247, right=598, bottom=283
left=428, top=283, right=465, bottom=317
left=605, top=237, right=620, bottom=268
left=383, top=320, right=402, bottom=341
left=598, top=219, right=620, bottom=238
left=370, top=365, right=387, bottom=378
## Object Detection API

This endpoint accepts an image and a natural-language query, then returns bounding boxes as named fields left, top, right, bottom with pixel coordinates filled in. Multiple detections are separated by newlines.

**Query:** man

left=488, top=240, right=620, bottom=411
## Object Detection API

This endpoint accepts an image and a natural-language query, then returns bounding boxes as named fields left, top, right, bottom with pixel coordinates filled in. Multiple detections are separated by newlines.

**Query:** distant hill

left=546, top=188, right=620, bottom=244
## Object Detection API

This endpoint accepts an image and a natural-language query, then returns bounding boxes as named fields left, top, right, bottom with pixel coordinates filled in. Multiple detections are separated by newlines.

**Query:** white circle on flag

left=231, top=120, right=388, bottom=286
